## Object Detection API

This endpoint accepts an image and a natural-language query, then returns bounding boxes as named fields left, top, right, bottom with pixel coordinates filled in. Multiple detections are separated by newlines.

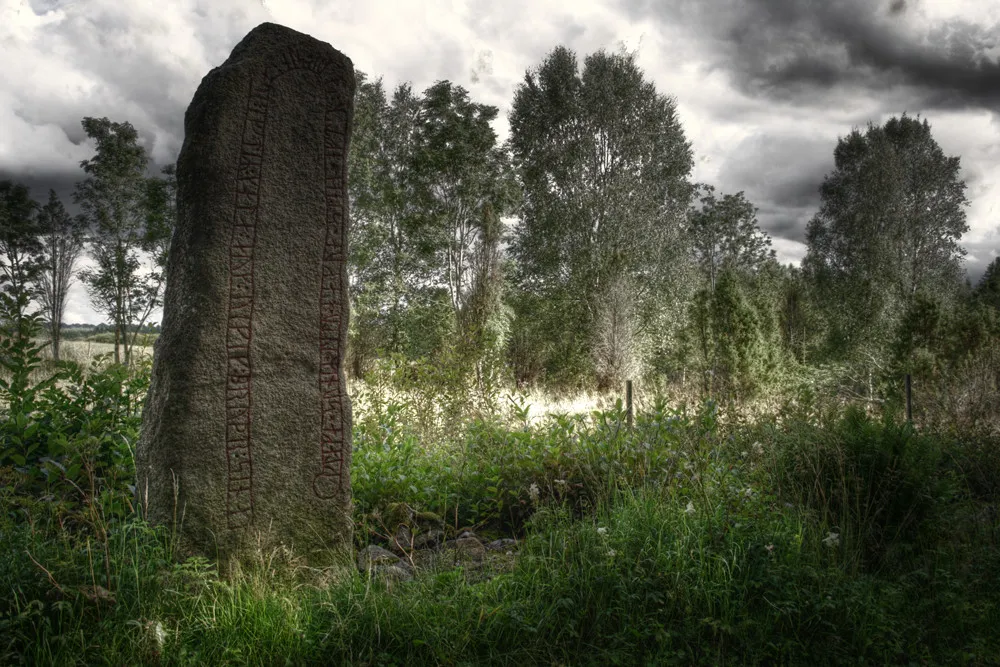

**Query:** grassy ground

left=2, top=355, right=1000, bottom=665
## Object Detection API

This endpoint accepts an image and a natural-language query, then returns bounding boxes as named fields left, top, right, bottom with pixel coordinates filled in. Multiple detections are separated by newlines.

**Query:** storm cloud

left=0, top=0, right=996, bottom=321
left=624, top=0, right=1000, bottom=112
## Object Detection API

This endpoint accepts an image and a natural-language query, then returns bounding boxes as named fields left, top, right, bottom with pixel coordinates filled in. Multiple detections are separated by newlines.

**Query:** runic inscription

left=224, top=77, right=265, bottom=528
left=314, top=105, right=349, bottom=499
left=223, top=48, right=352, bottom=525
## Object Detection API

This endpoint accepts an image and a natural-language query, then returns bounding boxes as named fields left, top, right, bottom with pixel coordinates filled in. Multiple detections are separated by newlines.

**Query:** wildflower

left=597, top=526, right=608, bottom=536
left=753, top=441, right=764, bottom=455
left=743, top=487, right=753, bottom=498
left=607, top=549, right=617, bottom=558
left=528, top=482, right=540, bottom=503
left=823, top=531, right=840, bottom=548
left=765, top=544, right=775, bottom=554
left=554, top=479, right=567, bottom=486
left=685, top=501, right=695, bottom=515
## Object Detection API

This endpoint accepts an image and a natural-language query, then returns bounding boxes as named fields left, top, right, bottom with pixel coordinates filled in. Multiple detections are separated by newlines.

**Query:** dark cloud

left=623, top=0, right=1000, bottom=113
left=712, top=131, right=837, bottom=243
left=964, top=237, right=999, bottom=284
left=0, top=158, right=176, bottom=218
left=888, top=0, right=907, bottom=16
left=755, top=205, right=813, bottom=243
left=0, top=169, right=82, bottom=214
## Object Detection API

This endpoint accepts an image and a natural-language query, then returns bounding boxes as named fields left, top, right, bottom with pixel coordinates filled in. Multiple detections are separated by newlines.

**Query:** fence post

left=626, top=380, right=633, bottom=429
left=905, top=373, right=912, bottom=423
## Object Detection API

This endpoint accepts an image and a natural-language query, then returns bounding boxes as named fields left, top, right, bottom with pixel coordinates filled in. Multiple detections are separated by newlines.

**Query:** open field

left=39, top=339, right=155, bottom=365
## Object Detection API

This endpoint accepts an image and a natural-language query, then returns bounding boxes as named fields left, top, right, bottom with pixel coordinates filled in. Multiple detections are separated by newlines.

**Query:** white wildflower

left=154, top=621, right=166, bottom=648
left=528, top=482, right=540, bottom=503
left=765, top=544, right=775, bottom=554
left=685, top=501, right=695, bottom=515
left=607, top=549, right=617, bottom=558
left=823, top=531, right=840, bottom=548
left=743, top=487, right=753, bottom=498
left=554, top=479, right=567, bottom=486
left=597, top=526, right=608, bottom=536
left=753, top=442, right=764, bottom=455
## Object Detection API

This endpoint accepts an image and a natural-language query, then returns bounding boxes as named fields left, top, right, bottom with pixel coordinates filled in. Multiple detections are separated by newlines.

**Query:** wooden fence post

left=626, top=380, right=633, bottom=429
left=905, top=373, right=912, bottom=423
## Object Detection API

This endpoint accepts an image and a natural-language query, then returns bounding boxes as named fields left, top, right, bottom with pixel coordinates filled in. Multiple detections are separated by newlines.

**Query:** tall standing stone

left=135, top=23, right=355, bottom=569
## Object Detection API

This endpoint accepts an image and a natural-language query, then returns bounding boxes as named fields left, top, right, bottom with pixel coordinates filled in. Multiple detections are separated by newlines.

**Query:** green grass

left=2, top=347, right=1000, bottom=664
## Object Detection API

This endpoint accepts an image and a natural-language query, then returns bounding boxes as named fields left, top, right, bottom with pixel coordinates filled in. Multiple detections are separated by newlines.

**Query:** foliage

left=34, top=190, right=87, bottom=362
left=74, top=117, right=174, bottom=366
left=974, top=257, right=1000, bottom=311
left=689, top=266, right=788, bottom=401
left=0, top=180, right=44, bottom=323
left=0, top=302, right=148, bottom=524
left=687, top=184, right=774, bottom=293
left=4, top=364, right=999, bottom=664
left=804, top=114, right=969, bottom=365
left=411, top=80, right=518, bottom=316
left=508, top=44, right=695, bottom=387
left=348, top=75, right=425, bottom=371
left=891, top=292, right=1000, bottom=434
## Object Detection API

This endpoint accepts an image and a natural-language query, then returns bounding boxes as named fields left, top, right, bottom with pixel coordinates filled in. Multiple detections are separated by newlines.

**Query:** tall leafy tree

left=347, top=75, right=426, bottom=368
left=411, top=80, right=517, bottom=318
left=509, top=45, right=694, bottom=386
left=804, top=114, right=969, bottom=362
left=683, top=185, right=785, bottom=393
left=0, top=180, right=43, bottom=325
left=34, top=190, right=86, bottom=361
left=74, top=117, right=173, bottom=365
left=688, top=184, right=773, bottom=292
left=347, top=74, right=516, bottom=374
left=779, top=264, right=825, bottom=365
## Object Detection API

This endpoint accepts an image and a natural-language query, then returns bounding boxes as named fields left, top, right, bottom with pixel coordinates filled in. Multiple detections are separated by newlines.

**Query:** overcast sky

left=2, top=0, right=998, bottom=324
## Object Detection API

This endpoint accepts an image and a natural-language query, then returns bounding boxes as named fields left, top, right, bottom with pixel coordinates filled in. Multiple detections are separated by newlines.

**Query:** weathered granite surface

left=135, top=22, right=355, bottom=570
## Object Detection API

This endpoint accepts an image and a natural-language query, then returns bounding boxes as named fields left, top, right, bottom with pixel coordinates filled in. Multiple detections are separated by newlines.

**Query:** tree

left=0, top=180, right=43, bottom=325
left=779, top=265, right=825, bottom=365
left=34, top=190, right=86, bottom=361
left=347, top=74, right=516, bottom=377
left=457, top=201, right=511, bottom=390
left=804, top=114, right=969, bottom=363
left=974, top=256, right=1000, bottom=310
left=687, top=185, right=773, bottom=293
left=508, top=45, right=695, bottom=386
left=410, top=80, right=517, bottom=318
left=74, top=117, right=173, bottom=365
left=347, top=75, right=426, bottom=370
left=689, top=261, right=787, bottom=401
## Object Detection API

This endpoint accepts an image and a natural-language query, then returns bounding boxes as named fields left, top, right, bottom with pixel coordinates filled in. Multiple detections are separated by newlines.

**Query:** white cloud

left=2, top=0, right=996, bottom=322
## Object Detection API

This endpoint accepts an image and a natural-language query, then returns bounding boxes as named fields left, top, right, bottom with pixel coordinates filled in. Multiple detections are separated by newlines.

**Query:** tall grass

left=2, top=340, right=999, bottom=664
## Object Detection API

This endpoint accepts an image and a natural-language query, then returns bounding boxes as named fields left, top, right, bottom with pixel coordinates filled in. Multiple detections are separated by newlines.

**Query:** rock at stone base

left=412, top=529, right=445, bottom=551
left=485, top=538, right=518, bottom=552
left=357, top=545, right=400, bottom=572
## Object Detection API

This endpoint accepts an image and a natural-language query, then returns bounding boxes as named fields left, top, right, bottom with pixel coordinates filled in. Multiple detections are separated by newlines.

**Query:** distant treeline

left=56, top=322, right=162, bottom=342
left=2, top=42, right=998, bottom=411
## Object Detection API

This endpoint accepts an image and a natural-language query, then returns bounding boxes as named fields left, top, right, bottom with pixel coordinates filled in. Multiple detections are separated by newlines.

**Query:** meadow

left=2, top=339, right=999, bottom=666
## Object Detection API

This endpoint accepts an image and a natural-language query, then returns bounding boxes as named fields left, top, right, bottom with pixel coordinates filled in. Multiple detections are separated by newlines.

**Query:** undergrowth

left=2, top=312, right=999, bottom=665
